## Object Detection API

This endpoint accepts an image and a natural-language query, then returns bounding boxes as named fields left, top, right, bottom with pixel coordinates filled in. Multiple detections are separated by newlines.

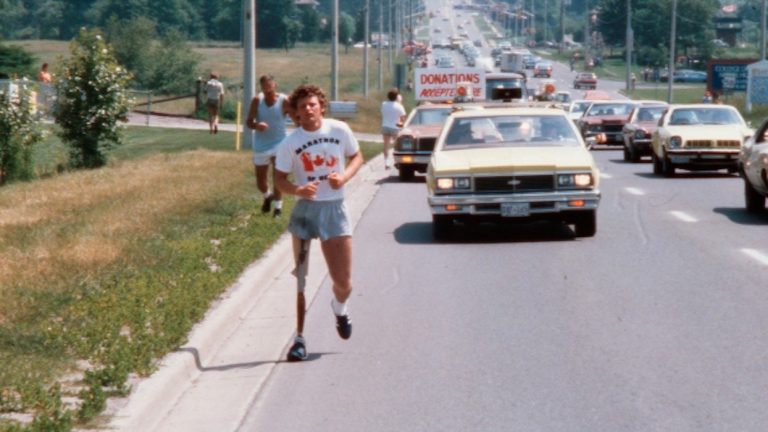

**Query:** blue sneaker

left=287, top=336, right=307, bottom=362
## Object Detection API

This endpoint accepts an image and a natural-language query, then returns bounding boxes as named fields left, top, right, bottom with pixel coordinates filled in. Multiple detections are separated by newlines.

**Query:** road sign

left=746, top=60, right=768, bottom=113
left=708, top=59, right=757, bottom=93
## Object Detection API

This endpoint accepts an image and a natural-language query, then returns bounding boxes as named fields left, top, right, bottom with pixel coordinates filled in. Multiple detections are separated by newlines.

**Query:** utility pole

left=559, top=0, right=565, bottom=54
left=626, top=0, right=633, bottom=92
left=364, top=0, right=369, bottom=98
left=331, top=0, right=339, bottom=100
left=378, top=0, right=383, bottom=90
left=585, top=0, right=591, bottom=65
left=243, top=0, right=255, bottom=151
left=761, top=0, right=766, bottom=60
left=667, top=0, right=676, bottom=103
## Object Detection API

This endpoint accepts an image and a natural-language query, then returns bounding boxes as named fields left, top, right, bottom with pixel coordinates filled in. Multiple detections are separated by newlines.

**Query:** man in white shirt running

left=380, top=88, right=406, bottom=169
left=275, top=84, right=364, bottom=361
left=204, top=73, right=225, bottom=134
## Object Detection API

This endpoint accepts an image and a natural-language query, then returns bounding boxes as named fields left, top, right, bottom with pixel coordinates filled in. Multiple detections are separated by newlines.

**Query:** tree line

left=0, top=0, right=389, bottom=48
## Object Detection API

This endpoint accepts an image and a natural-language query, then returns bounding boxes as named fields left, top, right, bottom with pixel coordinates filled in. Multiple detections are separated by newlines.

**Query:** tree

left=56, top=28, right=132, bottom=169
left=0, top=83, right=43, bottom=184
left=257, top=0, right=300, bottom=48
left=0, top=43, right=35, bottom=79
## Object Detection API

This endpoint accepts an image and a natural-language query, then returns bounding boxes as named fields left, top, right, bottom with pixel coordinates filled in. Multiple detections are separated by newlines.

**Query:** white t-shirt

left=205, top=79, right=225, bottom=101
left=276, top=118, right=360, bottom=201
left=381, top=100, right=406, bottom=129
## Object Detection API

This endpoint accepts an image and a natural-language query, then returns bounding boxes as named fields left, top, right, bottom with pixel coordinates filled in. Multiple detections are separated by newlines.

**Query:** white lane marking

left=624, top=187, right=645, bottom=196
left=741, top=248, right=768, bottom=266
left=601, top=173, right=613, bottom=179
left=670, top=210, right=698, bottom=223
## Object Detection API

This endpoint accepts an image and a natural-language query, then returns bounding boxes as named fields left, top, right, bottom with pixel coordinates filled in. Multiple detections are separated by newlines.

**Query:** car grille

left=717, top=140, right=740, bottom=148
left=474, top=175, right=555, bottom=193
left=418, top=137, right=436, bottom=152
left=686, top=140, right=712, bottom=148
left=476, top=202, right=556, bottom=211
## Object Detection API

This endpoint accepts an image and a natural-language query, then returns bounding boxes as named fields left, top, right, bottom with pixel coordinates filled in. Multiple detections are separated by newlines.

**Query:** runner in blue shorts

left=275, top=84, right=364, bottom=361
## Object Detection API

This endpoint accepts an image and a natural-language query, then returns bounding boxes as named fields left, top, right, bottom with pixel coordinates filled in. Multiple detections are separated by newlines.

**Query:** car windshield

left=485, top=78, right=526, bottom=100
left=668, top=107, right=742, bottom=125
left=586, top=103, right=634, bottom=117
left=406, top=107, right=453, bottom=126
left=571, top=101, right=591, bottom=113
left=635, top=106, right=665, bottom=122
left=443, top=115, right=581, bottom=148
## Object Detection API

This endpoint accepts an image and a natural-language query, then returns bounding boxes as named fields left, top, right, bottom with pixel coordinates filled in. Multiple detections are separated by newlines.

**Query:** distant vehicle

left=582, top=90, right=610, bottom=101
left=712, top=39, right=729, bottom=48
left=394, top=103, right=454, bottom=181
left=436, top=56, right=456, bottom=68
left=500, top=51, right=526, bottom=75
left=523, top=55, right=540, bottom=69
left=484, top=72, right=529, bottom=101
left=740, top=117, right=768, bottom=212
left=578, top=101, right=637, bottom=146
left=533, top=61, right=554, bottom=78
left=622, top=103, right=668, bottom=162
left=473, top=39, right=483, bottom=48
left=659, top=69, right=707, bottom=83
left=573, top=72, right=597, bottom=90
left=652, top=104, right=752, bottom=176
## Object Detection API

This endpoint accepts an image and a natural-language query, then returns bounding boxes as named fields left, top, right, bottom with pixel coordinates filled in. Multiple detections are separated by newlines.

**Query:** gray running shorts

left=288, top=199, right=351, bottom=241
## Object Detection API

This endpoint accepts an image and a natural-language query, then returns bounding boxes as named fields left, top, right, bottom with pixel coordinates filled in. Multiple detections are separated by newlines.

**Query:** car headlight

left=558, top=173, right=593, bottom=188
left=436, top=177, right=471, bottom=190
left=398, top=137, right=414, bottom=151
left=669, top=136, right=683, bottom=148
left=634, top=129, right=648, bottom=139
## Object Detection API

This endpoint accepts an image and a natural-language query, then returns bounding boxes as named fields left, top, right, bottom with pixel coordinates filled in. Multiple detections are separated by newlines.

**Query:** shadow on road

left=713, top=207, right=768, bottom=226
left=393, top=221, right=579, bottom=245
left=177, top=347, right=339, bottom=371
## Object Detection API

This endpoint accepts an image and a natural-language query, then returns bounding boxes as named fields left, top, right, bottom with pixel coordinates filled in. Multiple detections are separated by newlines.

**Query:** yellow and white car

left=426, top=107, right=601, bottom=239
left=740, top=118, right=768, bottom=213
left=651, top=104, right=753, bottom=177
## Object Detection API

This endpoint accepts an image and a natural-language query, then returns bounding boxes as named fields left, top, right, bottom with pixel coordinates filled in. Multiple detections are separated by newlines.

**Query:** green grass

left=0, top=125, right=381, bottom=431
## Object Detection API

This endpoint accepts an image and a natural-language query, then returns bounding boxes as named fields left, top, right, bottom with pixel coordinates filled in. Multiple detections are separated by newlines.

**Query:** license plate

left=670, top=155, right=690, bottom=163
left=501, top=202, right=530, bottom=217
left=701, top=154, right=726, bottom=159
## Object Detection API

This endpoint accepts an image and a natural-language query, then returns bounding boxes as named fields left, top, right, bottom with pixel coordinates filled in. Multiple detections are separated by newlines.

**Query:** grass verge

left=0, top=127, right=381, bottom=431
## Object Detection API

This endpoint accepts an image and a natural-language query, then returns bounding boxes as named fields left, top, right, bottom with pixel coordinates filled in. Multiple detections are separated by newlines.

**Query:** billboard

left=414, top=68, right=486, bottom=101
left=707, top=59, right=757, bottom=93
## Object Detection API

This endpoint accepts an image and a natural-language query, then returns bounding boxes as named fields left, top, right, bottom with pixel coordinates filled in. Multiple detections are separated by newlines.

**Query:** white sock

left=274, top=200, right=282, bottom=209
left=331, top=297, right=348, bottom=316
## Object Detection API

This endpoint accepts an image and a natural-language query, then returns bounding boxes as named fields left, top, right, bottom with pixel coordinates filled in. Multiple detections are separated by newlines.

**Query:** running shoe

left=261, top=193, right=273, bottom=214
left=273, top=208, right=282, bottom=218
left=335, top=314, right=352, bottom=340
left=287, top=336, right=307, bottom=362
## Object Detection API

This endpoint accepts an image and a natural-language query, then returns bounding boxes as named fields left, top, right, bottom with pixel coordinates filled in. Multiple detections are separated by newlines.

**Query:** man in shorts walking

left=204, top=73, right=225, bottom=134
left=247, top=75, right=292, bottom=217
left=275, top=84, right=364, bottom=361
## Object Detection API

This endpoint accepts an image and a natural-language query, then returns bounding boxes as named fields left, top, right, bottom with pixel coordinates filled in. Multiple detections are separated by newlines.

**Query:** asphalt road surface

left=239, top=147, right=768, bottom=431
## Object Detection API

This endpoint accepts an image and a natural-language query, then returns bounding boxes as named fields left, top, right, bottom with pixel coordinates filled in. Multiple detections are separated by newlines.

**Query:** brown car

left=621, top=102, right=668, bottom=162
left=573, top=72, right=598, bottom=90
left=577, top=101, right=637, bottom=147
left=393, top=103, right=453, bottom=181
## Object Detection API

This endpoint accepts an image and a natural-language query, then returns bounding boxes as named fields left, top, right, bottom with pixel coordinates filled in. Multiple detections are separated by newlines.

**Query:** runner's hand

left=255, top=122, right=269, bottom=131
left=328, top=172, right=345, bottom=190
left=297, top=180, right=320, bottom=199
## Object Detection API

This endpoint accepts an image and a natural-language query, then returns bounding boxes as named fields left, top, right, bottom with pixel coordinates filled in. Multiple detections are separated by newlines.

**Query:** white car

left=651, top=104, right=753, bottom=176
left=740, top=118, right=768, bottom=213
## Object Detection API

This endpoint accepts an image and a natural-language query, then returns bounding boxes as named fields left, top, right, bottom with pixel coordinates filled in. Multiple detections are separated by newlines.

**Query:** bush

left=0, top=83, right=43, bottom=184
left=55, top=28, right=133, bottom=169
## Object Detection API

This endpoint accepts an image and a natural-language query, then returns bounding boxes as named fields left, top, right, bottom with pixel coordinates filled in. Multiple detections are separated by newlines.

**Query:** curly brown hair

left=289, top=84, right=327, bottom=115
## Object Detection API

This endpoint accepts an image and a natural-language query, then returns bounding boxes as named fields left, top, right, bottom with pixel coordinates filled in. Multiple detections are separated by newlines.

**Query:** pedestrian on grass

left=246, top=75, right=293, bottom=217
left=380, top=87, right=406, bottom=169
left=275, top=84, right=364, bottom=361
left=204, top=73, right=225, bottom=134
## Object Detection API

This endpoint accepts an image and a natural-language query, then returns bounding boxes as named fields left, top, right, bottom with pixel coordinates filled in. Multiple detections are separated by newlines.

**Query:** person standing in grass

left=246, top=75, right=293, bottom=217
left=275, top=84, right=363, bottom=361
left=380, top=88, right=406, bottom=169
left=204, top=73, right=225, bottom=134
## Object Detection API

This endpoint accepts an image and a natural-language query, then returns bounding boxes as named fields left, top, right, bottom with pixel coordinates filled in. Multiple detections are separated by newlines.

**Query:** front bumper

left=629, top=138, right=652, bottom=153
left=666, top=149, right=740, bottom=170
left=586, top=130, right=624, bottom=145
left=428, top=190, right=601, bottom=217
left=393, top=152, right=430, bottom=170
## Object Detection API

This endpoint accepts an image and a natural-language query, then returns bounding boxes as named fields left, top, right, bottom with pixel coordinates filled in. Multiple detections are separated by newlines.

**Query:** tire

left=574, top=210, right=597, bottom=237
left=628, top=141, right=640, bottom=162
left=398, top=166, right=414, bottom=181
left=652, top=152, right=662, bottom=175
left=745, top=178, right=766, bottom=213
left=661, top=154, right=675, bottom=177
left=432, top=215, right=453, bottom=240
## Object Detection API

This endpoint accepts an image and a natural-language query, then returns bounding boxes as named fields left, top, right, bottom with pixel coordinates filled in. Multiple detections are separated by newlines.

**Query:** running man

left=275, top=84, right=364, bottom=361
left=246, top=75, right=292, bottom=217
left=204, top=73, right=225, bottom=134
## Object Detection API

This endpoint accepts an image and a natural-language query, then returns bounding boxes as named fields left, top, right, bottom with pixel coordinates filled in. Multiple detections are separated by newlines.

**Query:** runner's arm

left=276, top=170, right=319, bottom=200
left=328, top=151, right=363, bottom=190
left=245, top=96, right=260, bottom=129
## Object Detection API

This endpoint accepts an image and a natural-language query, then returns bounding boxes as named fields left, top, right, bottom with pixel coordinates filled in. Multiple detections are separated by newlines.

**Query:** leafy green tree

left=56, top=28, right=132, bottom=169
left=299, top=7, right=322, bottom=42
left=257, top=0, right=300, bottom=48
left=0, top=83, right=43, bottom=184
left=0, top=43, right=35, bottom=79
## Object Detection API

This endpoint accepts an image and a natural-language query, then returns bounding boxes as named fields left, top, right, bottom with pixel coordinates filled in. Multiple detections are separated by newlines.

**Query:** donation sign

left=414, top=68, right=486, bottom=101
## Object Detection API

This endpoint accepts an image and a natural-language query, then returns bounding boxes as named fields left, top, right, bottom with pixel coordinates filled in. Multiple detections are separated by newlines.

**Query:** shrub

left=0, top=82, right=43, bottom=184
left=55, top=28, right=132, bottom=169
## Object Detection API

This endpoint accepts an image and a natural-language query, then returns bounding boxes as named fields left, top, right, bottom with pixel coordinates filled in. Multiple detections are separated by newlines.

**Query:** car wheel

left=629, top=144, right=640, bottom=163
left=574, top=210, right=597, bottom=237
left=745, top=178, right=766, bottom=213
left=661, top=154, right=675, bottom=177
left=432, top=215, right=453, bottom=240
left=398, top=166, right=414, bottom=181
left=652, top=152, right=662, bottom=175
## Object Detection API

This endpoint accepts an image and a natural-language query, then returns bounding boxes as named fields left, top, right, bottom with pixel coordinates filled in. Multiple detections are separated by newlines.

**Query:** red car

left=621, top=102, right=668, bottom=162
left=393, top=103, right=453, bottom=181
left=573, top=72, right=597, bottom=90
left=533, top=62, right=553, bottom=78
left=577, top=101, right=637, bottom=146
